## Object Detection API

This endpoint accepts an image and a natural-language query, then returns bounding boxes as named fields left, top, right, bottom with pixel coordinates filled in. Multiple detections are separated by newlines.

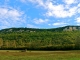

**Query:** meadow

left=0, top=50, right=80, bottom=60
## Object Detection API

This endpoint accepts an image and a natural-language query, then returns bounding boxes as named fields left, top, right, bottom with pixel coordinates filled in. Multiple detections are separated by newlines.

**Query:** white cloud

left=0, top=7, right=27, bottom=29
left=27, top=24, right=37, bottom=28
left=63, top=0, right=78, bottom=5
left=76, top=17, right=80, bottom=23
left=29, top=0, right=44, bottom=6
left=48, top=24, right=51, bottom=26
left=45, top=1, right=78, bottom=18
left=78, top=3, right=80, bottom=7
left=27, top=0, right=80, bottom=18
left=34, top=18, right=49, bottom=24
left=53, top=22, right=67, bottom=26
left=16, top=0, right=80, bottom=28
left=77, top=3, right=80, bottom=13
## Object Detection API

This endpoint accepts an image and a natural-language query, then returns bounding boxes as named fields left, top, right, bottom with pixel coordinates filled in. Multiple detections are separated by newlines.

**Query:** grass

left=0, top=50, right=80, bottom=60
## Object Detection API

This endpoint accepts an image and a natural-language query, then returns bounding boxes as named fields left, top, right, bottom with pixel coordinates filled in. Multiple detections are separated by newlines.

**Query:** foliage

left=0, top=26, right=80, bottom=50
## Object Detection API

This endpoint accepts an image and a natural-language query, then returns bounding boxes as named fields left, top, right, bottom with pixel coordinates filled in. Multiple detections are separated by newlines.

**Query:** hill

left=0, top=26, right=80, bottom=33
left=0, top=26, right=80, bottom=50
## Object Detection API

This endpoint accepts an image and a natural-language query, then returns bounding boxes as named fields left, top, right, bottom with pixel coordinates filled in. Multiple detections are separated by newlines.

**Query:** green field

left=0, top=50, right=80, bottom=60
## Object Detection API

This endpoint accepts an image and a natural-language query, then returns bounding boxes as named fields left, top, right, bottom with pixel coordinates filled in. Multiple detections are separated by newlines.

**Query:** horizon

left=0, top=0, right=80, bottom=29
left=0, top=25, right=80, bottom=30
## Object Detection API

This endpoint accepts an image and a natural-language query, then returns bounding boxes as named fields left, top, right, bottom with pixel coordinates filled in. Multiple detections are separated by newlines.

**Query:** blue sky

left=0, top=0, right=80, bottom=29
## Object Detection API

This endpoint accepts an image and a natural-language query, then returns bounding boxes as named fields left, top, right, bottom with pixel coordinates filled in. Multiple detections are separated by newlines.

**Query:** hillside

left=0, top=26, right=80, bottom=33
left=0, top=26, right=80, bottom=50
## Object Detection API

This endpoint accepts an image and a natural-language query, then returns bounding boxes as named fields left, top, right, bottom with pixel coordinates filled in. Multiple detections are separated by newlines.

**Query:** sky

left=0, top=0, right=80, bottom=29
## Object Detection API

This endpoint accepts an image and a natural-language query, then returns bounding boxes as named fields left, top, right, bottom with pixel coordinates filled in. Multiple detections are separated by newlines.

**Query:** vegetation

left=0, top=26, right=80, bottom=50
left=0, top=50, right=80, bottom=60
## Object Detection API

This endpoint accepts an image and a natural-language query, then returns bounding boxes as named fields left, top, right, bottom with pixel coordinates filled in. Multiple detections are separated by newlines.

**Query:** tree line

left=0, top=28, right=80, bottom=50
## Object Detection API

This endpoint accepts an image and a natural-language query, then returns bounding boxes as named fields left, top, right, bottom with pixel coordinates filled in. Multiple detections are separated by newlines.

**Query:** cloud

left=46, top=4, right=77, bottom=18
left=52, top=22, right=67, bottom=26
left=0, top=6, right=27, bottom=29
left=77, top=3, right=80, bottom=13
left=63, top=0, right=78, bottom=5
left=45, top=1, right=78, bottom=18
left=26, top=0, right=80, bottom=18
left=34, top=18, right=49, bottom=24
left=76, top=17, right=80, bottom=23
left=27, top=24, right=37, bottom=28
left=28, top=0, right=44, bottom=6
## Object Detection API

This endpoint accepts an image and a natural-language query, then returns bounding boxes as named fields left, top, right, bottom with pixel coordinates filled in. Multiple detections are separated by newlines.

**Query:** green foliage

left=0, top=26, right=80, bottom=50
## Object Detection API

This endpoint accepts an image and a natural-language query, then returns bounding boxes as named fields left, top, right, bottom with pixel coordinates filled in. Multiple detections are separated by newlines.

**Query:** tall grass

left=0, top=50, right=80, bottom=60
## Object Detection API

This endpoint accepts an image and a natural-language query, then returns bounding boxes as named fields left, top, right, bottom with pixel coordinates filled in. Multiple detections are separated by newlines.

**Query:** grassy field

left=0, top=50, right=80, bottom=60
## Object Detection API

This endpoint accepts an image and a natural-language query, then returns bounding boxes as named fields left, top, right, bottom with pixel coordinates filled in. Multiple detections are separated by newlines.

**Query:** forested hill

left=0, top=26, right=80, bottom=50
left=0, top=26, right=80, bottom=33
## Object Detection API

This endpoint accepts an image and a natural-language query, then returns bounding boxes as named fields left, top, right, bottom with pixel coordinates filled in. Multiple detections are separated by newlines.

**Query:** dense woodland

left=0, top=26, right=80, bottom=50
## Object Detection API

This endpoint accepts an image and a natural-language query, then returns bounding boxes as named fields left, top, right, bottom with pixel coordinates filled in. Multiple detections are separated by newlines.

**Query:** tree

left=75, top=36, right=80, bottom=49
left=0, top=38, right=3, bottom=48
